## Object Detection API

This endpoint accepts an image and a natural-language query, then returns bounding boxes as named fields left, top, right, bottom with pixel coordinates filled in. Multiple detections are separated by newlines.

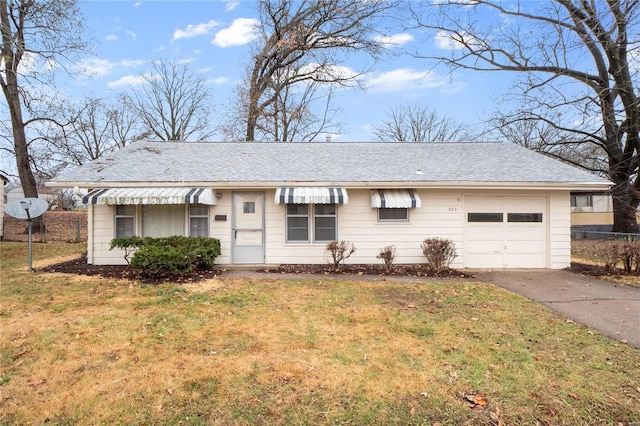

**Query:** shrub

left=114, top=236, right=221, bottom=279
left=421, top=237, right=457, bottom=273
left=376, top=245, right=396, bottom=274
left=588, top=238, right=640, bottom=274
left=110, top=236, right=146, bottom=265
left=326, top=240, right=356, bottom=272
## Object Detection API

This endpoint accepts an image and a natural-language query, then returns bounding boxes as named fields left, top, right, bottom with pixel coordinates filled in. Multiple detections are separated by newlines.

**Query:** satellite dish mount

left=5, top=198, right=49, bottom=272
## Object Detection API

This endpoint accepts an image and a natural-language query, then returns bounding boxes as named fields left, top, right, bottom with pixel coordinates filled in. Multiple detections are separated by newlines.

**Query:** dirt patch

left=40, top=254, right=470, bottom=284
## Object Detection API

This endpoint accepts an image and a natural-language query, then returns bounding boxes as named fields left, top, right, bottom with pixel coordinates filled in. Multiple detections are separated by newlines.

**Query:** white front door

left=232, top=192, right=265, bottom=264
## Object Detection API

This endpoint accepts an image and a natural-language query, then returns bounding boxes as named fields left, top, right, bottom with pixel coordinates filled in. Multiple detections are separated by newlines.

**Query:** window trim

left=285, top=203, right=338, bottom=243
left=189, top=204, right=210, bottom=237
left=114, top=205, right=136, bottom=238
left=285, top=204, right=310, bottom=242
left=313, top=204, right=337, bottom=243
left=570, top=194, right=593, bottom=208
left=377, top=207, right=409, bottom=222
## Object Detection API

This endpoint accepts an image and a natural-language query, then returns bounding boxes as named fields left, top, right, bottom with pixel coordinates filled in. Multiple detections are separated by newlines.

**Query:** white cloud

left=367, top=68, right=448, bottom=93
left=210, top=76, right=230, bottom=85
left=374, top=33, right=414, bottom=47
left=225, top=1, right=239, bottom=11
left=76, top=58, right=145, bottom=78
left=173, top=19, right=220, bottom=41
left=297, top=63, right=359, bottom=82
left=133, top=2, right=141, bottom=7
left=212, top=18, right=259, bottom=48
left=77, top=58, right=114, bottom=77
left=104, top=34, right=119, bottom=42
left=434, top=30, right=481, bottom=50
left=126, top=30, right=137, bottom=42
left=107, top=74, right=148, bottom=88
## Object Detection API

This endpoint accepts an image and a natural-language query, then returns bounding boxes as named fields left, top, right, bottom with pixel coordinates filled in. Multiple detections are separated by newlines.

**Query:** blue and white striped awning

left=371, top=189, right=421, bottom=208
left=82, top=188, right=216, bottom=205
left=275, top=187, right=348, bottom=204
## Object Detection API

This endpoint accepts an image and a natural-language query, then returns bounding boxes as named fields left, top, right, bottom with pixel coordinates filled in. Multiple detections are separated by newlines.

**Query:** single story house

left=5, top=185, right=58, bottom=208
left=46, top=141, right=611, bottom=269
left=570, top=190, right=640, bottom=238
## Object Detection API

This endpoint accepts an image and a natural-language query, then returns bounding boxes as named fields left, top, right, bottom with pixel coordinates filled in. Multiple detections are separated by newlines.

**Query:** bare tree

left=412, top=1, right=640, bottom=232
left=225, top=62, right=343, bottom=142
left=490, top=112, right=609, bottom=176
left=126, top=58, right=215, bottom=141
left=245, top=0, right=397, bottom=141
left=1, top=0, right=87, bottom=197
left=37, top=96, right=145, bottom=172
left=373, top=102, right=473, bottom=142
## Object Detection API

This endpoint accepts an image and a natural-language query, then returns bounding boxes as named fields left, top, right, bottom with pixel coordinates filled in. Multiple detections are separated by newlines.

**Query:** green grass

left=0, top=241, right=639, bottom=425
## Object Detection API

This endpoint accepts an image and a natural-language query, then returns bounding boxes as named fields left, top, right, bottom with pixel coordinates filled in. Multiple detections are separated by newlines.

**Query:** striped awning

left=371, top=189, right=421, bottom=208
left=82, top=188, right=216, bottom=205
left=275, top=187, right=348, bottom=204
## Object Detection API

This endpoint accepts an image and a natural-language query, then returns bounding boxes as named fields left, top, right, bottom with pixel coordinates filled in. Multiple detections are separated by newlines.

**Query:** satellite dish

left=5, top=198, right=49, bottom=220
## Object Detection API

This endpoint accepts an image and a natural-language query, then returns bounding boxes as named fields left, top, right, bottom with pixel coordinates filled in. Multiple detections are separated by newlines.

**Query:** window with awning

left=275, top=187, right=348, bottom=205
left=370, top=189, right=421, bottom=209
left=82, top=187, right=216, bottom=205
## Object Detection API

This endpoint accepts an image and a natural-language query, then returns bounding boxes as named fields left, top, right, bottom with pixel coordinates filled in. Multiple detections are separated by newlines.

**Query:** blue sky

left=72, top=1, right=513, bottom=138
left=2, top=0, right=521, bottom=175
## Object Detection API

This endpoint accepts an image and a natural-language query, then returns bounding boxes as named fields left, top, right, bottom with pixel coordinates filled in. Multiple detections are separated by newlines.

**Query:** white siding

left=549, top=191, right=571, bottom=269
left=0, top=183, right=4, bottom=238
left=264, top=189, right=465, bottom=268
left=89, top=204, right=128, bottom=265
left=87, top=188, right=572, bottom=270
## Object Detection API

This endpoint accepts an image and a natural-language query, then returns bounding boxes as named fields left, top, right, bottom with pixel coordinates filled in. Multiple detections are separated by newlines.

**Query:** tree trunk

left=4, top=69, right=38, bottom=198
left=611, top=182, right=639, bottom=234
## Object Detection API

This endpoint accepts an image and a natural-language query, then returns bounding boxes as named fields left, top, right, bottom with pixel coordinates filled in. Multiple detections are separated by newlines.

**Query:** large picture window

left=115, top=205, right=135, bottom=238
left=286, top=204, right=337, bottom=243
left=142, top=205, right=185, bottom=237
left=113, top=204, right=211, bottom=239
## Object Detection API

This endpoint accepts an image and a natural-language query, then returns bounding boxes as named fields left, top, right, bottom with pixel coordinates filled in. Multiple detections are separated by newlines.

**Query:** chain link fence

left=2, top=210, right=88, bottom=243
left=571, top=225, right=640, bottom=241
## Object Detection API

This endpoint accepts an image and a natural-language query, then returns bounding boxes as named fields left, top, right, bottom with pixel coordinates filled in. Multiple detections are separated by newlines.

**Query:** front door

left=232, top=192, right=265, bottom=264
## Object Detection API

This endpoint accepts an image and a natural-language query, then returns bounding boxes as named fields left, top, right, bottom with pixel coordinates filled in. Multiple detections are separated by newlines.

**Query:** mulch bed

left=40, top=253, right=471, bottom=284
left=566, top=261, right=630, bottom=278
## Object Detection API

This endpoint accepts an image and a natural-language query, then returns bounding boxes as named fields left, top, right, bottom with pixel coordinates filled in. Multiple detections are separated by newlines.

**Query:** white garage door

left=464, top=196, right=547, bottom=268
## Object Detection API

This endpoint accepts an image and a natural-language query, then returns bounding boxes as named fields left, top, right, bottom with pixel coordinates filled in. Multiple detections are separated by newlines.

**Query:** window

left=286, top=204, right=309, bottom=242
left=115, top=205, right=135, bottom=238
left=286, top=204, right=337, bottom=242
left=243, top=201, right=256, bottom=214
left=142, top=205, right=185, bottom=237
left=570, top=195, right=593, bottom=208
left=378, top=208, right=409, bottom=222
left=507, top=213, right=543, bottom=223
left=189, top=204, right=209, bottom=237
left=314, top=204, right=336, bottom=241
left=468, top=213, right=504, bottom=222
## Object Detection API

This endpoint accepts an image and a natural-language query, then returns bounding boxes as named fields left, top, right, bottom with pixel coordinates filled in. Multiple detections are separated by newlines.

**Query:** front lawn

left=1, top=242, right=638, bottom=425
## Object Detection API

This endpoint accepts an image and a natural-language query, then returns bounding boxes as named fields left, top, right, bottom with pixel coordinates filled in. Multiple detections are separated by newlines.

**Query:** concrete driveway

left=475, top=269, right=640, bottom=348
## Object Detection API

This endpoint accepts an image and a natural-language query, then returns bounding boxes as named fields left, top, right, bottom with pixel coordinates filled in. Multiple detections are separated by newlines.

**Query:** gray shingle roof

left=48, top=141, right=611, bottom=189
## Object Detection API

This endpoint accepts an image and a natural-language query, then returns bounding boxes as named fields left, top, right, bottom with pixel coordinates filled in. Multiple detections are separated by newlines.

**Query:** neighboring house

left=0, top=172, right=8, bottom=239
left=570, top=191, right=640, bottom=237
left=46, top=141, right=610, bottom=269
left=5, top=186, right=58, bottom=208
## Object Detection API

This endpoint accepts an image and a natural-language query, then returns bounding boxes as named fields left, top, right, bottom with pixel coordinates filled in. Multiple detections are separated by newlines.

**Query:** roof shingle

left=48, top=141, right=611, bottom=189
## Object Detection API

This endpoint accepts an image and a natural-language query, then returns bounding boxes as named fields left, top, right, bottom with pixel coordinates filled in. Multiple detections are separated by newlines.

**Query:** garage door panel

left=464, top=196, right=547, bottom=268
left=506, top=253, right=545, bottom=268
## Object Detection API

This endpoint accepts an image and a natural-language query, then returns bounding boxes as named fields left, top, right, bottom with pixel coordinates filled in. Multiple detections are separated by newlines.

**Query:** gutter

left=46, top=180, right=612, bottom=192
